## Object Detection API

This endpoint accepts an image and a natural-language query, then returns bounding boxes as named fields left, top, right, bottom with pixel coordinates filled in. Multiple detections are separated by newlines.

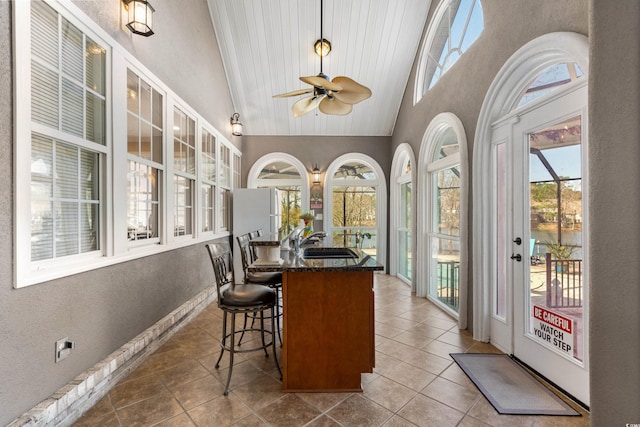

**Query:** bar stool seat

left=206, top=242, right=281, bottom=396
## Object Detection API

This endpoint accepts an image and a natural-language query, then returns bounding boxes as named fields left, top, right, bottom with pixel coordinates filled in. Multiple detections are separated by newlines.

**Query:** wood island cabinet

left=281, top=270, right=375, bottom=392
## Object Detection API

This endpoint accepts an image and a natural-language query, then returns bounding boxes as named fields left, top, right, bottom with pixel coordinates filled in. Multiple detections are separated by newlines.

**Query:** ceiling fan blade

left=273, top=88, right=313, bottom=98
left=331, top=76, right=372, bottom=104
left=292, top=94, right=326, bottom=117
left=300, top=75, right=343, bottom=92
left=319, top=97, right=353, bottom=116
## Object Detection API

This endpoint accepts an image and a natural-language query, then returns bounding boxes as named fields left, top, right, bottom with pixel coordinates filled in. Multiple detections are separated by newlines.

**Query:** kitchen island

left=248, top=243, right=383, bottom=392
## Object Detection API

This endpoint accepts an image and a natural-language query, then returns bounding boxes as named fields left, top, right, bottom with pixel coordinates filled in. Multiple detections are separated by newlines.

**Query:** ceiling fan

left=273, top=0, right=372, bottom=117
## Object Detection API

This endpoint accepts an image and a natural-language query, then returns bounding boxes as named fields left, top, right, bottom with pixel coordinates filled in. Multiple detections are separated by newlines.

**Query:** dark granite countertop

left=248, top=234, right=282, bottom=247
left=248, top=247, right=383, bottom=272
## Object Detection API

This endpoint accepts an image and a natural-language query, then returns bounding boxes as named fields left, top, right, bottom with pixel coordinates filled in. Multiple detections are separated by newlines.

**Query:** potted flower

left=544, top=241, right=576, bottom=273
left=300, top=211, right=315, bottom=237
left=545, top=241, right=576, bottom=260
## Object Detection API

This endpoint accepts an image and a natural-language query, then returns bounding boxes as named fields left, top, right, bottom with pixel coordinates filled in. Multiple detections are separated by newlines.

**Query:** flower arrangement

left=299, top=210, right=315, bottom=221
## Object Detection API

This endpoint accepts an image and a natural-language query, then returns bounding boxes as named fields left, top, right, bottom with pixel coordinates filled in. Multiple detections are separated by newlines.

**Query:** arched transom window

left=415, top=0, right=484, bottom=103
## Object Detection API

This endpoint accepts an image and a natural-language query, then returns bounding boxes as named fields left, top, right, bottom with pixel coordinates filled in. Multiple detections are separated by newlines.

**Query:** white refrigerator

left=232, top=188, right=281, bottom=280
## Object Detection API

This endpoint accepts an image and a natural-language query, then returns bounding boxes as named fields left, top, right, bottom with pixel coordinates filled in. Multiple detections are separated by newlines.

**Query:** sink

left=302, top=247, right=358, bottom=259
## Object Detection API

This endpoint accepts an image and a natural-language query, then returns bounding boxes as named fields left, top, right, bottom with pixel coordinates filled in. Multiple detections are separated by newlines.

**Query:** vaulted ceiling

left=207, top=0, right=431, bottom=136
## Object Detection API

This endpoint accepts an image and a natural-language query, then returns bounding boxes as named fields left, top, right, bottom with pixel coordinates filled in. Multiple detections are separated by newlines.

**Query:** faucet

left=301, top=231, right=327, bottom=246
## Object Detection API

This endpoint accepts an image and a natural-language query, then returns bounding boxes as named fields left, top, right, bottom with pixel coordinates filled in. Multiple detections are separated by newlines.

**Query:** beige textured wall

left=0, top=0, right=235, bottom=423
left=589, top=0, right=640, bottom=424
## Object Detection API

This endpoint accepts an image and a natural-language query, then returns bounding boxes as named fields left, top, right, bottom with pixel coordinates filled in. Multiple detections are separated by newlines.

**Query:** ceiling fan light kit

left=314, top=38, right=331, bottom=57
left=273, top=0, right=371, bottom=117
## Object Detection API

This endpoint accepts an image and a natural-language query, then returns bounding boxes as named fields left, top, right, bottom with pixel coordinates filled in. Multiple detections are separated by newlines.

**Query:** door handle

left=513, top=237, right=522, bottom=245
left=510, top=253, right=522, bottom=262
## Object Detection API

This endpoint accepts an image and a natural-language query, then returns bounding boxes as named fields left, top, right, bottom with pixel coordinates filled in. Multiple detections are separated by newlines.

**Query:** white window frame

left=122, top=66, right=166, bottom=249
left=247, top=152, right=311, bottom=210
left=389, top=144, right=415, bottom=287
left=14, top=0, right=113, bottom=287
left=417, top=112, right=468, bottom=328
left=200, top=125, right=218, bottom=237
left=472, top=32, right=589, bottom=341
left=414, top=0, right=484, bottom=104
left=14, top=0, right=239, bottom=287
left=324, top=153, right=387, bottom=272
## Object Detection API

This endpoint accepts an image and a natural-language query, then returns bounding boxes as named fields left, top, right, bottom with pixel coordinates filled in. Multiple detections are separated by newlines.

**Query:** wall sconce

left=123, top=0, right=155, bottom=37
left=230, top=112, right=243, bottom=136
left=312, top=164, right=321, bottom=184
left=314, top=38, right=331, bottom=57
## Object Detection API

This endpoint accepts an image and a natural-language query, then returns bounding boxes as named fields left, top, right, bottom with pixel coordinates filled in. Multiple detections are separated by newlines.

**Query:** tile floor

left=74, top=274, right=589, bottom=427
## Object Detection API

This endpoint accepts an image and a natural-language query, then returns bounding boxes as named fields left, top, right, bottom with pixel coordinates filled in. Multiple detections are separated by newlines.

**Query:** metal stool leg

left=271, top=306, right=282, bottom=379
left=215, top=311, right=227, bottom=369
left=238, top=313, right=252, bottom=346
left=223, top=312, right=236, bottom=396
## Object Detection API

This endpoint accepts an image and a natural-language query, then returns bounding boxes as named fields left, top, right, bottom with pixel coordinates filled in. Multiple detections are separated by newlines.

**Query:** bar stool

left=205, top=242, right=281, bottom=396
left=236, top=233, right=283, bottom=344
left=248, top=229, right=262, bottom=260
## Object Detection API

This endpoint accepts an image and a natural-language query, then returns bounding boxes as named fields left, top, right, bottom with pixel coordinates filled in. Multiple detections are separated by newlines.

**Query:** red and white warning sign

left=532, top=305, right=574, bottom=355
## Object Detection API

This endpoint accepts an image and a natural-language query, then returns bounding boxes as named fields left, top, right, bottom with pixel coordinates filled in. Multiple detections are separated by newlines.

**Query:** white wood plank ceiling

left=207, top=0, right=431, bottom=136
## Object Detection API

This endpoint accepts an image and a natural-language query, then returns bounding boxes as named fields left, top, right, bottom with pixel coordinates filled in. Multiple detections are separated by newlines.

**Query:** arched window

left=414, top=0, right=484, bottom=103
left=418, top=113, right=468, bottom=326
left=247, top=153, right=309, bottom=235
left=390, top=144, right=415, bottom=286
left=324, top=154, right=387, bottom=271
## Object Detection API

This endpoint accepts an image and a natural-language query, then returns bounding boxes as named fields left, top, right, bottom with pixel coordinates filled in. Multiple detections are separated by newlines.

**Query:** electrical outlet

left=55, top=337, right=75, bottom=363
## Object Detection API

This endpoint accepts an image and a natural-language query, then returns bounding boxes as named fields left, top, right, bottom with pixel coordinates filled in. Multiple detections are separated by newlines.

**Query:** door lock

left=510, top=253, right=522, bottom=262
left=513, top=237, right=522, bottom=245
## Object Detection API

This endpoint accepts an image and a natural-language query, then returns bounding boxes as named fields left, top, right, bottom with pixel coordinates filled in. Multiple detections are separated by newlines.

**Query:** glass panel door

left=512, top=83, right=589, bottom=405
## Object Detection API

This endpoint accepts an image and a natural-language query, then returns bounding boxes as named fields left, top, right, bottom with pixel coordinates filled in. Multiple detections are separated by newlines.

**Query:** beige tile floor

left=74, top=274, right=589, bottom=427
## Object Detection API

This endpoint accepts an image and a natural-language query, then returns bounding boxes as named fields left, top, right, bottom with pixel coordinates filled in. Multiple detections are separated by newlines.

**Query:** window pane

left=258, top=161, right=301, bottom=179
left=127, top=70, right=139, bottom=114
left=139, top=79, right=151, bottom=122
left=86, top=37, right=105, bottom=95
left=61, top=17, right=83, bottom=82
left=31, top=61, right=59, bottom=128
left=219, top=145, right=230, bottom=187
left=333, top=162, right=376, bottom=180
left=433, top=127, right=460, bottom=160
left=31, top=135, right=54, bottom=261
left=140, top=121, right=151, bottom=160
left=174, top=175, right=193, bottom=236
left=274, top=186, right=302, bottom=235
left=85, top=91, right=105, bottom=145
left=80, top=202, right=99, bottom=252
left=55, top=201, right=79, bottom=257
left=202, top=184, right=215, bottom=232
left=434, top=167, right=461, bottom=236
left=173, top=107, right=196, bottom=175
left=61, top=77, right=83, bottom=137
left=31, top=1, right=58, bottom=68
left=332, top=186, right=376, bottom=227
left=127, top=161, right=159, bottom=241
left=55, top=142, right=78, bottom=199
left=152, top=127, right=163, bottom=164
left=220, top=188, right=231, bottom=230
left=201, top=129, right=216, bottom=182
left=429, top=236, right=460, bottom=311
left=152, top=90, right=162, bottom=127
left=516, top=63, right=585, bottom=108
left=128, top=69, right=163, bottom=161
